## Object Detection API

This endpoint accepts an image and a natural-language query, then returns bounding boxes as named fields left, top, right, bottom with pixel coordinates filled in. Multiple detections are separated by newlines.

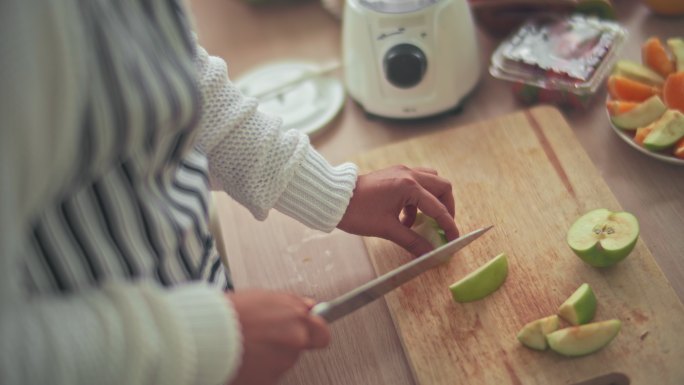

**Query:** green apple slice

left=643, top=109, right=684, bottom=152
left=449, top=253, right=508, bottom=303
left=610, top=95, right=667, bottom=130
left=558, top=283, right=597, bottom=325
left=547, top=319, right=621, bottom=357
left=567, top=208, right=639, bottom=267
left=517, top=315, right=560, bottom=350
left=667, top=38, right=684, bottom=72
left=411, top=212, right=446, bottom=248
left=612, top=60, right=664, bottom=86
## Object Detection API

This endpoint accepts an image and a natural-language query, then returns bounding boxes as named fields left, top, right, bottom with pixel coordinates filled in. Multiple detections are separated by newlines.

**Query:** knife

left=310, top=225, right=493, bottom=323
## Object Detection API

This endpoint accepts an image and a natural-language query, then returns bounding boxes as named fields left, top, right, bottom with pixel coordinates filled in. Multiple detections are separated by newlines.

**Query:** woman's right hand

left=226, top=290, right=330, bottom=385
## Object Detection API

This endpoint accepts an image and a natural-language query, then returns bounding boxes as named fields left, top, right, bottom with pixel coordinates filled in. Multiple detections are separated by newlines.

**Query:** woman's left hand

left=337, top=165, right=459, bottom=256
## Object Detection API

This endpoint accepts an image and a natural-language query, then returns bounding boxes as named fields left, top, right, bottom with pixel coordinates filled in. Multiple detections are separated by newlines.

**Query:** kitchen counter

left=188, top=1, right=684, bottom=384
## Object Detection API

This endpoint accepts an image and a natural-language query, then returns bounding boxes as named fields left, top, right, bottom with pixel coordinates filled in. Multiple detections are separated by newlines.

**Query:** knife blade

left=310, top=225, right=493, bottom=323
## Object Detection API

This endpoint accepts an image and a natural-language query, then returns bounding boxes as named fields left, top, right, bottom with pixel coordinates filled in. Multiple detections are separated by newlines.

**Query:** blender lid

left=358, top=0, right=440, bottom=14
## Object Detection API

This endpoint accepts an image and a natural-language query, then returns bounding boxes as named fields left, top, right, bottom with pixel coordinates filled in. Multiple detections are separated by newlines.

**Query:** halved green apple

left=411, top=212, right=447, bottom=248
left=558, top=283, right=597, bottom=325
left=449, top=253, right=508, bottom=303
left=517, top=315, right=560, bottom=350
left=547, top=319, right=621, bottom=357
left=567, top=209, right=639, bottom=267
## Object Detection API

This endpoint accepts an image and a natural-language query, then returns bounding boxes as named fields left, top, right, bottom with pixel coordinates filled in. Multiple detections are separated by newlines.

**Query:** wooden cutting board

left=354, top=106, right=684, bottom=385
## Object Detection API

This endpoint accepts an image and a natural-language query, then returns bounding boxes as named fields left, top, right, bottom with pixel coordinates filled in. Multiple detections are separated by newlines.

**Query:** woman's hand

left=227, top=290, right=330, bottom=385
left=338, top=165, right=459, bottom=256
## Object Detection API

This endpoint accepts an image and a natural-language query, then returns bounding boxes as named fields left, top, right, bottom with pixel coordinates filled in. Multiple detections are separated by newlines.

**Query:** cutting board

left=354, top=106, right=684, bottom=385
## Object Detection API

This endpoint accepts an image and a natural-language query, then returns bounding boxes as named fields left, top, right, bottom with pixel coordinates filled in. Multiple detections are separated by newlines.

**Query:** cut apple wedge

left=612, top=60, right=664, bottom=86
left=667, top=38, right=684, bottom=72
left=517, top=315, right=560, bottom=351
left=610, top=95, right=667, bottom=130
left=643, top=109, right=684, bottom=151
left=411, top=212, right=446, bottom=248
left=558, top=283, right=597, bottom=325
left=567, top=209, right=639, bottom=267
left=449, top=253, right=508, bottom=303
left=547, top=319, right=621, bottom=357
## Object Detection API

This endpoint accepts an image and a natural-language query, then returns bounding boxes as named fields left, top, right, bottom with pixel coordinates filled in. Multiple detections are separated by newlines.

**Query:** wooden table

left=189, top=1, right=684, bottom=384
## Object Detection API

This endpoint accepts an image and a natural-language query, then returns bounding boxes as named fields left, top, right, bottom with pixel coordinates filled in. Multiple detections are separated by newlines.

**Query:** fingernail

left=303, top=297, right=317, bottom=308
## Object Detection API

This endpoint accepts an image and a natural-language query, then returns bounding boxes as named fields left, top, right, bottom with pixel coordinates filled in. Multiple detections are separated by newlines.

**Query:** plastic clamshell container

left=490, top=14, right=627, bottom=109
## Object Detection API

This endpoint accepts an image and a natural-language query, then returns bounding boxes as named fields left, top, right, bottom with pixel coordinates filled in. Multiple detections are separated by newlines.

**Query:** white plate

left=235, top=60, right=345, bottom=136
left=607, top=106, right=684, bottom=166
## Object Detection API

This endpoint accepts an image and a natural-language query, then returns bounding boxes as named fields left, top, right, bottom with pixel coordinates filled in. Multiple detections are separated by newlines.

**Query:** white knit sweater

left=0, top=1, right=357, bottom=385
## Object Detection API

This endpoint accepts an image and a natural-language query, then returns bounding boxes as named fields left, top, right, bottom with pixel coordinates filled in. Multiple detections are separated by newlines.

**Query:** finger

left=385, top=222, right=434, bottom=256
left=302, top=297, right=317, bottom=309
left=409, top=171, right=456, bottom=217
left=401, top=205, right=417, bottom=227
left=305, top=314, right=331, bottom=349
left=412, top=188, right=460, bottom=241
left=413, top=167, right=438, bottom=175
left=285, top=293, right=313, bottom=312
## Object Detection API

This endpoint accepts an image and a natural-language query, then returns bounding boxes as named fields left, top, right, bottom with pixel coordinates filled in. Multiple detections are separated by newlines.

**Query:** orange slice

left=607, top=75, right=661, bottom=103
left=663, top=71, right=684, bottom=112
left=606, top=100, right=639, bottom=115
left=634, top=122, right=655, bottom=146
left=642, top=37, right=675, bottom=78
left=674, top=137, right=684, bottom=159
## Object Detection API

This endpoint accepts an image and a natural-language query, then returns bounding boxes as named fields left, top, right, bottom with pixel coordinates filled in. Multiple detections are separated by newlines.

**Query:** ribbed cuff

left=274, top=148, right=358, bottom=232
left=167, top=283, right=243, bottom=385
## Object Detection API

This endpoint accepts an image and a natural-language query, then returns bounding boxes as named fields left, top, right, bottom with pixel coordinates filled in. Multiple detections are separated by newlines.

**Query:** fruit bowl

left=607, top=107, right=684, bottom=166
left=605, top=36, right=684, bottom=165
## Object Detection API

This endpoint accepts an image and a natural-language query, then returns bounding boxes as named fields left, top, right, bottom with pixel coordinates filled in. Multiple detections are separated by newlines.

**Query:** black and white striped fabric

left=23, top=0, right=231, bottom=295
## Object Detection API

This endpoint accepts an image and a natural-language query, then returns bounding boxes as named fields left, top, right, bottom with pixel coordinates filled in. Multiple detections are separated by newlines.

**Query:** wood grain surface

left=355, top=106, right=684, bottom=385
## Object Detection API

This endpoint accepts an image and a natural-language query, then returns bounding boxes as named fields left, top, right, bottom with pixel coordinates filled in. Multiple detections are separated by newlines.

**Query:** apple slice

left=547, top=319, right=621, bottom=357
left=667, top=38, right=684, bottom=72
left=610, top=95, right=667, bottom=130
left=558, top=283, right=597, bottom=325
left=612, top=60, right=664, bottom=86
left=449, top=253, right=508, bottom=303
left=567, top=209, right=639, bottom=267
left=643, top=109, right=684, bottom=152
left=517, top=315, right=560, bottom=350
left=411, top=212, right=446, bottom=248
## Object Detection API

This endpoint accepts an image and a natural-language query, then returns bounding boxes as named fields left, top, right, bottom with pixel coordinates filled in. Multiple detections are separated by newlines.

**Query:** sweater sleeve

left=192, top=44, right=358, bottom=232
left=1, top=3, right=241, bottom=385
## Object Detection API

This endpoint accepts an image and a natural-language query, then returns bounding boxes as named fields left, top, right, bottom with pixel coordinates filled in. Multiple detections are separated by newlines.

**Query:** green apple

left=547, top=319, right=621, bottom=357
left=643, top=109, right=684, bottom=152
left=411, top=212, right=447, bottom=248
left=610, top=95, right=667, bottom=130
left=558, top=283, right=597, bottom=325
left=612, top=60, right=664, bottom=86
left=567, top=208, right=639, bottom=267
left=517, top=315, right=560, bottom=350
left=449, top=253, right=508, bottom=303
